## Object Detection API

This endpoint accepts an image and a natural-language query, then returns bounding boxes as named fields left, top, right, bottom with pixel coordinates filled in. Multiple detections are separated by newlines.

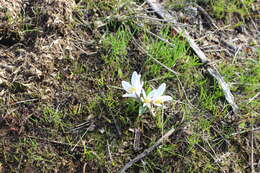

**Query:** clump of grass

left=210, top=0, right=255, bottom=19
left=42, top=107, right=64, bottom=128
left=0, top=0, right=259, bottom=172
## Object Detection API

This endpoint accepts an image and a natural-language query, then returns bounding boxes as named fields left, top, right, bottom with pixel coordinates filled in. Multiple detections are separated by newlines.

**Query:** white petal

left=156, top=83, right=166, bottom=97
left=123, top=93, right=137, bottom=98
left=138, top=79, right=144, bottom=91
left=148, top=89, right=158, bottom=98
left=122, top=81, right=132, bottom=92
left=131, top=71, right=139, bottom=86
left=160, top=95, right=172, bottom=102
left=136, top=87, right=142, bottom=96
left=142, top=89, right=147, bottom=98
left=137, top=80, right=143, bottom=90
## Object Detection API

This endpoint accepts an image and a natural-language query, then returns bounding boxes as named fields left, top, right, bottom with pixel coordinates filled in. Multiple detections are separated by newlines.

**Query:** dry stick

left=71, top=130, right=89, bottom=151
left=207, top=67, right=238, bottom=114
left=134, top=128, right=141, bottom=151
left=248, top=92, right=260, bottom=104
left=240, top=0, right=258, bottom=32
left=194, top=3, right=219, bottom=29
left=82, top=163, right=87, bottom=173
left=118, top=127, right=175, bottom=173
left=17, top=155, right=23, bottom=170
left=107, top=140, right=113, bottom=161
left=196, top=143, right=225, bottom=173
left=250, top=112, right=255, bottom=173
left=0, top=98, right=38, bottom=109
left=11, top=98, right=38, bottom=105
left=251, top=125, right=255, bottom=173
left=145, top=0, right=239, bottom=115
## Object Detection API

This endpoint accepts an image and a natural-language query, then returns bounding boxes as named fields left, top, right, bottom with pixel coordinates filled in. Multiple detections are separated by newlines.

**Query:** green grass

left=165, top=0, right=257, bottom=24
left=210, top=0, right=255, bottom=19
left=0, top=0, right=258, bottom=172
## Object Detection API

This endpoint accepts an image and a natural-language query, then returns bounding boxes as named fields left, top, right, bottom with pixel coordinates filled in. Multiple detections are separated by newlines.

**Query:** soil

left=0, top=0, right=259, bottom=172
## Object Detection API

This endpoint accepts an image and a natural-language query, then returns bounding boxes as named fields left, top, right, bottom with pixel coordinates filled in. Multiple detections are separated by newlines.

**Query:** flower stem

left=161, top=107, right=164, bottom=139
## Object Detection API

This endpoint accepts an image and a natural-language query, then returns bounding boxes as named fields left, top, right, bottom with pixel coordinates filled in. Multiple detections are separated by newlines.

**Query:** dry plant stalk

left=118, top=127, right=175, bottom=173
left=145, top=0, right=239, bottom=115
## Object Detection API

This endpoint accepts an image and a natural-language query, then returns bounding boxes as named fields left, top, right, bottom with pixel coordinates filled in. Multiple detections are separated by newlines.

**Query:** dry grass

left=0, top=0, right=259, bottom=172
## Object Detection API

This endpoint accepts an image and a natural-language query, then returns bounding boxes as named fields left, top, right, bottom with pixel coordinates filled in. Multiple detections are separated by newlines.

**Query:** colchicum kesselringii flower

left=141, top=83, right=172, bottom=108
left=149, top=83, right=172, bottom=107
left=141, top=89, right=157, bottom=108
left=122, top=71, right=143, bottom=99
left=122, top=71, right=172, bottom=111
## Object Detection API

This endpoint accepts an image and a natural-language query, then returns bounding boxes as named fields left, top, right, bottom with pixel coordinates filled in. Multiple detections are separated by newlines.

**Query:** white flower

left=122, top=71, right=143, bottom=99
left=141, top=89, right=157, bottom=108
left=151, top=83, right=172, bottom=107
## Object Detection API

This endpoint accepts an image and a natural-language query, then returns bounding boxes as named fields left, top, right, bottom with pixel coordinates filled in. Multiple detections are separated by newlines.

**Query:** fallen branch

left=207, top=67, right=238, bottom=113
left=118, top=127, right=175, bottom=173
left=145, top=0, right=239, bottom=114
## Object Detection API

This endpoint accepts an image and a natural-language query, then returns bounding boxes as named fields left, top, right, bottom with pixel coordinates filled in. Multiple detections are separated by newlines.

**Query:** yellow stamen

left=143, top=98, right=151, bottom=103
left=129, top=87, right=137, bottom=93
left=154, top=99, right=163, bottom=104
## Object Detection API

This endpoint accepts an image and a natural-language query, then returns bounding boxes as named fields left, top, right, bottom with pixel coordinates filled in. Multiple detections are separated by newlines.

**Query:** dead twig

left=107, top=140, right=113, bottom=161
left=17, top=155, right=23, bottom=170
left=118, top=127, right=175, bottom=173
left=82, top=163, right=87, bottom=173
left=207, top=67, right=239, bottom=114
left=194, top=3, right=218, bottom=29
left=240, top=0, right=258, bottom=32
left=251, top=124, right=255, bottom=173
left=68, top=119, right=96, bottom=133
left=196, top=143, right=225, bottom=173
left=247, top=92, right=260, bottom=104
left=134, top=128, right=141, bottom=151
left=71, top=130, right=89, bottom=151
left=145, top=0, right=239, bottom=115
left=145, top=0, right=207, bottom=63
left=0, top=99, right=38, bottom=108
left=250, top=111, right=256, bottom=173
